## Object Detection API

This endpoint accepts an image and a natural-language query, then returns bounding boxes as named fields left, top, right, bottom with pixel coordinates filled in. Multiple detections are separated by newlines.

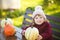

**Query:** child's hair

left=32, top=14, right=49, bottom=25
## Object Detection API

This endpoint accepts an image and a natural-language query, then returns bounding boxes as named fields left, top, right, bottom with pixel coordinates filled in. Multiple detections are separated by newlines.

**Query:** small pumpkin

left=4, top=23, right=15, bottom=36
left=25, top=27, right=39, bottom=40
left=1, top=18, right=13, bottom=28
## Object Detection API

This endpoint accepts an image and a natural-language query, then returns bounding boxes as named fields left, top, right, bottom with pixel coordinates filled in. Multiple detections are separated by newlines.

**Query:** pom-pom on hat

left=32, top=6, right=46, bottom=19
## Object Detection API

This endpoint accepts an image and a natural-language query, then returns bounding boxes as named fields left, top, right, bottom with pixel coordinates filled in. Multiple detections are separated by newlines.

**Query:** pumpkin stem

left=5, top=17, right=7, bottom=20
left=31, top=26, right=33, bottom=28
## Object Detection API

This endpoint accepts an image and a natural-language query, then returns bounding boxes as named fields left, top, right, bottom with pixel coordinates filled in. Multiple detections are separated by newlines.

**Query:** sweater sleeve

left=41, top=23, right=52, bottom=39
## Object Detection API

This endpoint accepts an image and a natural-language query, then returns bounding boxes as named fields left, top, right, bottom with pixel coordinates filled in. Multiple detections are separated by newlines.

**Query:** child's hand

left=37, top=35, right=43, bottom=40
left=21, top=30, right=25, bottom=36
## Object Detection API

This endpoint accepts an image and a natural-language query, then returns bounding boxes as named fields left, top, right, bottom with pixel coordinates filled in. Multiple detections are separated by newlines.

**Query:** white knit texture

left=32, top=6, right=46, bottom=19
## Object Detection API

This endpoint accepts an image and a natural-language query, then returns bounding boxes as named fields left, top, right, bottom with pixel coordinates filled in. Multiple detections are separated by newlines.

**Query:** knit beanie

left=32, top=6, right=46, bottom=19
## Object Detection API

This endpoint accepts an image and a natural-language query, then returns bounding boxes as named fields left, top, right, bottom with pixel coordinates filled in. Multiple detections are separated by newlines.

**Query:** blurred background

left=0, top=0, right=60, bottom=27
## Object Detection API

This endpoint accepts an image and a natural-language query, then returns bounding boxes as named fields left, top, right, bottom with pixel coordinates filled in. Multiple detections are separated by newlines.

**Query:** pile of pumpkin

left=1, top=18, right=39, bottom=40
left=1, top=18, right=16, bottom=36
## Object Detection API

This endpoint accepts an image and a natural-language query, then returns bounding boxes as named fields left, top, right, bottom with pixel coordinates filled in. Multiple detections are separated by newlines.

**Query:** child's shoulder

left=45, top=21, right=51, bottom=27
left=45, top=21, right=50, bottom=25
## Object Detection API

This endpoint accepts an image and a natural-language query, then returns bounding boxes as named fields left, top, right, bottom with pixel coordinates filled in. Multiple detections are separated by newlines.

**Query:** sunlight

left=20, top=0, right=43, bottom=11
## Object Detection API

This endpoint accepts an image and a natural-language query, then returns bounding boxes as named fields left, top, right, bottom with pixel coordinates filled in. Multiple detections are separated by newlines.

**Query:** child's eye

left=40, top=17, right=42, bottom=18
left=35, top=18, right=38, bottom=19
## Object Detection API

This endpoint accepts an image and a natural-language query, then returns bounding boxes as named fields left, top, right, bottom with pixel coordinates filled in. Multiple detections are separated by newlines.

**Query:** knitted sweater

left=22, top=21, right=53, bottom=40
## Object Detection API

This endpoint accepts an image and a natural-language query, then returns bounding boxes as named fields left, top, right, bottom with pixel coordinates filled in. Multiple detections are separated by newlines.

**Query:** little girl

left=22, top=6, right=53, bottom=40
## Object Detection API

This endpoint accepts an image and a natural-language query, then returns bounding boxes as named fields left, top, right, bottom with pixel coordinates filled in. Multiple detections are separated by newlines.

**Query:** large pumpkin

left=4, top=23, right=15, bottom=36
left=25, top=27, right=39, bottom=40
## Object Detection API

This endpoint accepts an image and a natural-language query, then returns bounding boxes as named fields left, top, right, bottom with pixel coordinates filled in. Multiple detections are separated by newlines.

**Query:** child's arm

left=41, top=23, right=52, bottom=40
left=21, top=25, right=31, bottom=36
left=37, top=34, right=43, bottom=40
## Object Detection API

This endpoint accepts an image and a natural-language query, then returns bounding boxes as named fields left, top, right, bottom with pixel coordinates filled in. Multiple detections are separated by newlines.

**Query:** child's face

left=34, top=15, right=45, bottom=25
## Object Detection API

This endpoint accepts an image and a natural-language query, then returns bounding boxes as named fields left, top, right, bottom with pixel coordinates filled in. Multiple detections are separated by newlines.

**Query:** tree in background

left=42, top=0, right=60, bottom=17
left=0, top=0, right=60, bottom=18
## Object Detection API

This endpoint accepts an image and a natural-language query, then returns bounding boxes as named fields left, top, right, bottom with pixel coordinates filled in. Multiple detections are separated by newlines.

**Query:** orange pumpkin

left=4, top=23, right=15, bottom=36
